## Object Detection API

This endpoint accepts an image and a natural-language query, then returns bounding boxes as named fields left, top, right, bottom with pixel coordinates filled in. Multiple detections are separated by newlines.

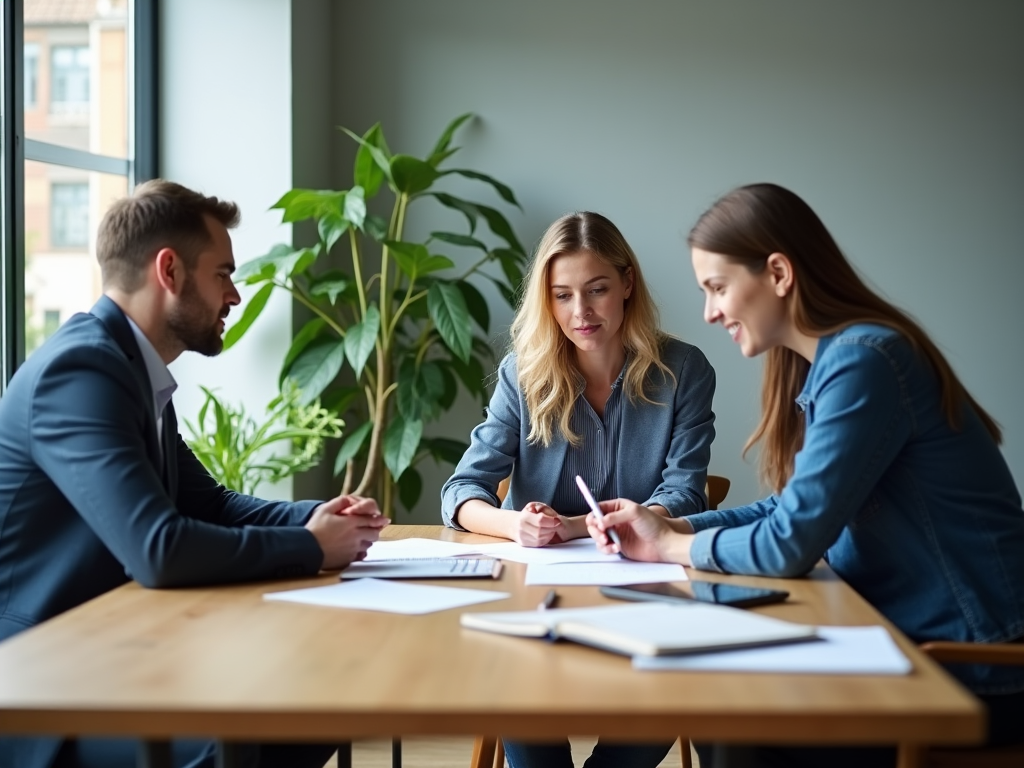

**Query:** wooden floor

left=327, top=737, right=697, bottom=767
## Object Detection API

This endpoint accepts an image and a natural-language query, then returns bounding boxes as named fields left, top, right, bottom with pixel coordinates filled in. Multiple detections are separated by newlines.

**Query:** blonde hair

left=510, top=211, right=673, bottom=447
left=688, top=183, right=1001, bottom=492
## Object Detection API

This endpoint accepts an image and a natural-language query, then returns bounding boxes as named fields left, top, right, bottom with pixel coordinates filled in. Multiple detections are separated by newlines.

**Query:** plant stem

left=349, top=229, right=367, bottom=317
left=281, top=282, right=347, bottom=339
left=457, top=254, right=490, bottom=281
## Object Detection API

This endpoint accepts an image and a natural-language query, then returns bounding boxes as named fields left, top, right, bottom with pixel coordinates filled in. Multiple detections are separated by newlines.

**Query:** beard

left=167, top=273, right=228, bottom=357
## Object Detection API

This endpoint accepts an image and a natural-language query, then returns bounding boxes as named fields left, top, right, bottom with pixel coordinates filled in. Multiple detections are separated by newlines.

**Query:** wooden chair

left=897, top=641, right=1024, bottom=768
left=469, top=479, right=729, bottom=768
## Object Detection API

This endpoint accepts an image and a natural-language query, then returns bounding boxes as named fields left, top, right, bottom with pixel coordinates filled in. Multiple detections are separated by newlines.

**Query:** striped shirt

left=550, top=365, right=626, bottom=516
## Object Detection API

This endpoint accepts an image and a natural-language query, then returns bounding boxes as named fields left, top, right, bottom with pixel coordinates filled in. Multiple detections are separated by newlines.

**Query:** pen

left=538, top=589, right=558, bottom=611
left=575, top=474, right=624, bottom=553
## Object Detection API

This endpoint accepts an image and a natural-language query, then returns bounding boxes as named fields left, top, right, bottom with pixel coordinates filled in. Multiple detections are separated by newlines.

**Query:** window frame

left=1, top=0, right=158, bottom=392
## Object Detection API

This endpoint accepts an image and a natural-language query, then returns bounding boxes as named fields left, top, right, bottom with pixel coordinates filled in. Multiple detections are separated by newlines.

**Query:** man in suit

left=0, top=180, right=389, bottom=768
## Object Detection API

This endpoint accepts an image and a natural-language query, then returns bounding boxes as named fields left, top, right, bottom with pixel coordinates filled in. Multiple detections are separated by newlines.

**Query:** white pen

left=574, top=474, right=624, bottom=556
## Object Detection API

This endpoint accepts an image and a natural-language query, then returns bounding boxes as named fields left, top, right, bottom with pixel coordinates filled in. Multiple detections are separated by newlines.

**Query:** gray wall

left=330, top=0, right=1024, bottom=520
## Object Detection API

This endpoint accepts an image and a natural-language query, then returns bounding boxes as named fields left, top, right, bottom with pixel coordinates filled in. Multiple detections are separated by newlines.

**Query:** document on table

left=263, top=578, right=510, bottom=614
left=632, top=626, right=912, bottom=674
left=362, top=537, right=486, bottom=561
left=524, top=561, right=688, bottom=586
left=473, top=538, right=623, bottom=565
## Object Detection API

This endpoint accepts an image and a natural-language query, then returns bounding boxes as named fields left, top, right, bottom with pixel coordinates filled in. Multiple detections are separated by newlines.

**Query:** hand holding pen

left=575, top=475, right=624, bottom=557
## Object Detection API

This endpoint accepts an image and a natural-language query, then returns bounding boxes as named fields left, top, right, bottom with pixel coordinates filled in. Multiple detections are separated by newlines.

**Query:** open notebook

left=461, top=601, right=818, bottom=657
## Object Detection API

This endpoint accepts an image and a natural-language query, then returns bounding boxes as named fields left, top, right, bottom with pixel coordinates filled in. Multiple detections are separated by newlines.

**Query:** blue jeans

left=50, top=737, right=341, bottom=768
left=503, top=738, right=674, bottom=768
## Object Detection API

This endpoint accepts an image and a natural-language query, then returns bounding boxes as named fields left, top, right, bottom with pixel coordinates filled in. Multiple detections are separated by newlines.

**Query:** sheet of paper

left=473, top=538, right=623, bottom=565
left=632, top=626, right=912, bottom=674
left=362, top=537, right=486, bottom=561
left=263, top=578, right=510, bottom=614
left=524, top=561, right=689, bottom=586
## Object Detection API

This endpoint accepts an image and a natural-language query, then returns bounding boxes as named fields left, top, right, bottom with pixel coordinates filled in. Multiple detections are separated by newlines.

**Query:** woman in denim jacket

left=588, top=184, right=1024, bottom=767
left=442, top=211, right=715, bottom=768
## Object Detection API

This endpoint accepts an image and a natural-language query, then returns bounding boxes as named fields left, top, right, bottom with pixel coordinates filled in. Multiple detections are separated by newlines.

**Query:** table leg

left=896, top=744, right=926, bottom=768
left=137, top=740, right=172, bottom=768
left=215, top=741, right=242, bottom=768
left=392, top=737, right=402, bottom=768
left=337, top=741, right=352, bottom=768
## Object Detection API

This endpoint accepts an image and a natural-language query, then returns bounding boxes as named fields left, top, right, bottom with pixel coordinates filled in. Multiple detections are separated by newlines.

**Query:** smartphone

left=600, top=581, right=789, bottom=608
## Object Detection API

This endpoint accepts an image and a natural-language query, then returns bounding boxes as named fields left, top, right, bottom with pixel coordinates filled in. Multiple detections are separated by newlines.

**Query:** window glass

left=25, top=161, right=128, bottom=356
left=23, top=0, right=129, bottom=158
left=24, top=43, right=39, bottom=108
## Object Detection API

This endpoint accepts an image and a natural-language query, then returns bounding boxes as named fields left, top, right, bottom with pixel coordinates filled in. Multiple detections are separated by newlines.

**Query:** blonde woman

left=441, top=210, right=715, bottom=767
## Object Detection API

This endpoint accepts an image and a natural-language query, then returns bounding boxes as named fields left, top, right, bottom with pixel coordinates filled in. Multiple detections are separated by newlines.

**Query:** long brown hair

left=688, top=183, right=1001, bottom=492
left=510, top=211, right=673, bottom=447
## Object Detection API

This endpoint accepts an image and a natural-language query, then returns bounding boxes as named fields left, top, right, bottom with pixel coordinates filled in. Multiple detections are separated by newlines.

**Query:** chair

left=469, top=479, right=728, bottom=768
left=897, top=641, right=1024, bottom=768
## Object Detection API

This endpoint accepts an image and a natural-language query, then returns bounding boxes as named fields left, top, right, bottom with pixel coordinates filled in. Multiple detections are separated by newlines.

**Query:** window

left=23, top=42, right=37, bottom=108
left=50, top=45, right=89, bottom=114
left=2, top=0, right=157, bottom=384
left=50, top=182, right=89, bottom=247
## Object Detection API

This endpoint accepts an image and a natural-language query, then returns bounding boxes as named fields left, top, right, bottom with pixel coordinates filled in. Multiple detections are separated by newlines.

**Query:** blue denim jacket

left=687, top=324, right=1024, bottom=694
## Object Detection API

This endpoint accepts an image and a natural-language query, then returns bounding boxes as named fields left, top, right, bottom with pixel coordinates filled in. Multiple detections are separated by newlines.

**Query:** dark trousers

left=694, top=688, right=1024, bottom=768
left=51, top=737, right=341, bottom=768
left=503, top=738, right=674, bottom=768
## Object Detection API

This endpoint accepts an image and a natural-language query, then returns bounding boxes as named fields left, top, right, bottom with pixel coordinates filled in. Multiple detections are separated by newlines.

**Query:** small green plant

left=225, top=113, right=527, bottom=516
left=184, top=382, right=344, bottom=496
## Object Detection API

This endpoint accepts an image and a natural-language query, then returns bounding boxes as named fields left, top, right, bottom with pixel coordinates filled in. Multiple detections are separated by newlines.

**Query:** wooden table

left=0, top=525, right=983, bottom=767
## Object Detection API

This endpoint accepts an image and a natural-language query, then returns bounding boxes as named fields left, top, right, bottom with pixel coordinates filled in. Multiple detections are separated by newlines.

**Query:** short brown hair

left=96, top=179, right=240, bottom=291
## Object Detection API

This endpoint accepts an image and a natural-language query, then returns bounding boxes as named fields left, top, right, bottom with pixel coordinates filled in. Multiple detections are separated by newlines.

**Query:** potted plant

left=226, top=114, right=526, bottom=516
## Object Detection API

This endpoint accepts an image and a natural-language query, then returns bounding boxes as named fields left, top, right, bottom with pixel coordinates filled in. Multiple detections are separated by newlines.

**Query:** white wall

left=161, top=0, right=295, bottom=498
left=331, top=0, right=1024, bottom=518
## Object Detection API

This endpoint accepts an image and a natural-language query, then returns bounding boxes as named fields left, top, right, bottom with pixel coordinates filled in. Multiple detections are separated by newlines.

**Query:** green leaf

left=280, top=318, right=327, bottom=386
left=396, top=359, right=446, bottom=421
left=223, top=283, right=274, bottom=351
left=288, top=337, right=346, bottom=404
left=429, top=231, right=488, bottom=253
left=383, top=414, right=423, bottom=480
left=344, top=124, right=393, bottom=194
left=321, top=385, right=361, bottom=415
left=436, top=363, right=458, bottom=410
left=271, top=189, right=346, bottom=223
left=455, top=280, right=489, bottom=333
left=397, top=466, right=423, bottom=511
left=344, top=304, right=380, bottom=376
left=387, top=241, right=454, bottom=279
left=486, top=273, right=518, bottom=307
left=428, top=282, right=472, bottom=363
left=429, top=192, right=479, bottom=233
left=420, top=436, right=470, bottom=465
left=494, top=249, right=523, bottom=290
left=287, top=247, right=318, bottom=278
left=449, top=354, right=486, bottom=400
left=442, top=168, right=521, bottom=209
left=309, top=270, right=355, bottom=305
left=364, top=214, right=389, bottom=242
left=390, top=154, right=440, bottom=195
left=427, top=113, right=473, bottom=167
left=318, top=214, right=350, bottom=253
left=235, top=243, right=292, bottom=283
left=344, top=186, right=367, bottom=229
left=333, top=421, right=372, bottom=476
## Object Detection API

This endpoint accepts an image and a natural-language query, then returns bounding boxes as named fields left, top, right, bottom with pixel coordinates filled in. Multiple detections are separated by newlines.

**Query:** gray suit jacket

left=0, top=297, right=324, bottom=768
left=441, top=337, right=716, bottom=528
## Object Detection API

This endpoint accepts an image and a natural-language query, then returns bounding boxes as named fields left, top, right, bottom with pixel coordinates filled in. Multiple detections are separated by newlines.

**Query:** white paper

left=263, top=578, right=510, bottom=614
left=524, top=561, right=689, bottom=586
left=362, top=537, right=486, bottom=561
left=473, top=538, right=623, bottom=565
left=632, top=626, right=912, bottom=674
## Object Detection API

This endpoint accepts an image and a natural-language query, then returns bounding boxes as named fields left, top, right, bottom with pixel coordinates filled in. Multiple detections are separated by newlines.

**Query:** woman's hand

left=587, top=499, right=693, bottom=564
left=511, top=502, right=572, bottom=547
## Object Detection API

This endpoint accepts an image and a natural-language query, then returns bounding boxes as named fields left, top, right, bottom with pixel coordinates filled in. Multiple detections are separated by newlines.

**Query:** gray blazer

left=441, top=337, right=716, bottom=529
left=0, top=297, right=324, bottom=768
